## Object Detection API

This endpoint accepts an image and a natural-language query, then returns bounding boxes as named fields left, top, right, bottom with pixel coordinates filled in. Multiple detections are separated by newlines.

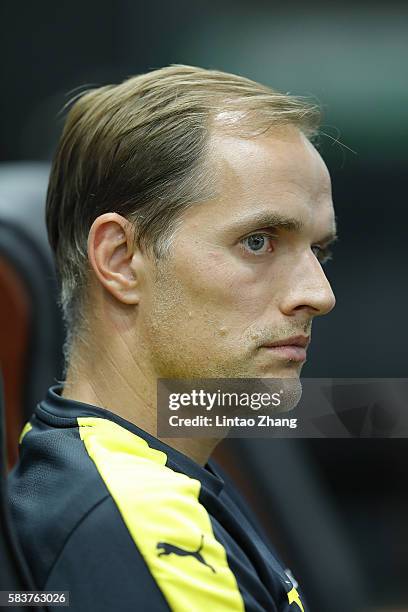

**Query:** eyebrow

left=225, top=211, right=338, bottom=244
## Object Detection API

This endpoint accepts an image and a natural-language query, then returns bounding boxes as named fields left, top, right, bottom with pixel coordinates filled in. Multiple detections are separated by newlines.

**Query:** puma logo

left=156, top=534, right=216, bottom=573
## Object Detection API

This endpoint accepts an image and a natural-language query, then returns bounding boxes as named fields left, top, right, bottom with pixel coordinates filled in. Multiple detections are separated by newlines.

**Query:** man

left=8, top=64, right=336, bottom=610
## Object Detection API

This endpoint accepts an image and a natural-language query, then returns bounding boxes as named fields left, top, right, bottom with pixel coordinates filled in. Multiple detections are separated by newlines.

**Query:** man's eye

left=311, top=245, right=333, bottom=265
left=241, top=233, right=275, bottom=255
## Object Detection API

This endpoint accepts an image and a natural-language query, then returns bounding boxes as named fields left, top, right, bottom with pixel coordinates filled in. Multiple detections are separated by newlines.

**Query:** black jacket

left=8, top=384, right=307, bottom=611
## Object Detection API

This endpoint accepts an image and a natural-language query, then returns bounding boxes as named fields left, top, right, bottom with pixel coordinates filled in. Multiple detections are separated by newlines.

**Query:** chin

left=279, top=377, right=303, bottom=412
left=255, top=365, right=302, bottom=379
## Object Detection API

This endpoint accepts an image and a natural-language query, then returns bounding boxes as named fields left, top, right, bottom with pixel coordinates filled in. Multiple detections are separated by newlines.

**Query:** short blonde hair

left=45, top=63, right=321, bottom=370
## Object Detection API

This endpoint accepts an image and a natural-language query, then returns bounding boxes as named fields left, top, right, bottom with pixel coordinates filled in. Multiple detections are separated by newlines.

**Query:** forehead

left=199, top=124, right=335, bottom=233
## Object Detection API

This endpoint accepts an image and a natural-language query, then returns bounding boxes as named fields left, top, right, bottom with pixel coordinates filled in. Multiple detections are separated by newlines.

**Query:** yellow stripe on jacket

left=77, top=417, right=244, bottom=612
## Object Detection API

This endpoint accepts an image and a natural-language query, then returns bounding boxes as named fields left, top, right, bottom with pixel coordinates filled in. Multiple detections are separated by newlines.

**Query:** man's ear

left=87, top=212, right=143, bottom=305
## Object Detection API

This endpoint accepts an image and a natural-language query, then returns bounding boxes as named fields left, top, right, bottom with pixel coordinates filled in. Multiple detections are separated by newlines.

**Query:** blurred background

left=0, top=1, right=407, bottom=610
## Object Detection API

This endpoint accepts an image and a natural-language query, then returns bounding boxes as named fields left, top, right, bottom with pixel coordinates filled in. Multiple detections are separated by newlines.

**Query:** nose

left=279, top=253, right=336, bottom=318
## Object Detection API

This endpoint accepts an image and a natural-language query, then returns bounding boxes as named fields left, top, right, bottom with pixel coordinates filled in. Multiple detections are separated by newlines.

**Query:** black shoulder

left=44, top=495, right=171, bottom=612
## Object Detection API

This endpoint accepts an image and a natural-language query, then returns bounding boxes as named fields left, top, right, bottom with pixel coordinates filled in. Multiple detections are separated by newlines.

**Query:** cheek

left=177, top=251, right=272, bottom=320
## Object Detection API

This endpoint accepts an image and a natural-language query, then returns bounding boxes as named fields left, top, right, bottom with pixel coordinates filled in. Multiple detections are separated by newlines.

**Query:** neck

left=61, top=355, right=220, bottom=466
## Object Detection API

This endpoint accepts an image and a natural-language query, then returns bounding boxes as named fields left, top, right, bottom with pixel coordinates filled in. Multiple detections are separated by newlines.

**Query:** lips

left=261, top=336, right=310, bottom=362
left=263, top=336, right=310, bottom=349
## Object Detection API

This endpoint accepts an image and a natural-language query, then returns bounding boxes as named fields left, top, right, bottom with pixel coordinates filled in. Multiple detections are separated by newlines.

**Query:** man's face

left=140, top=125, right=336, bottom=380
